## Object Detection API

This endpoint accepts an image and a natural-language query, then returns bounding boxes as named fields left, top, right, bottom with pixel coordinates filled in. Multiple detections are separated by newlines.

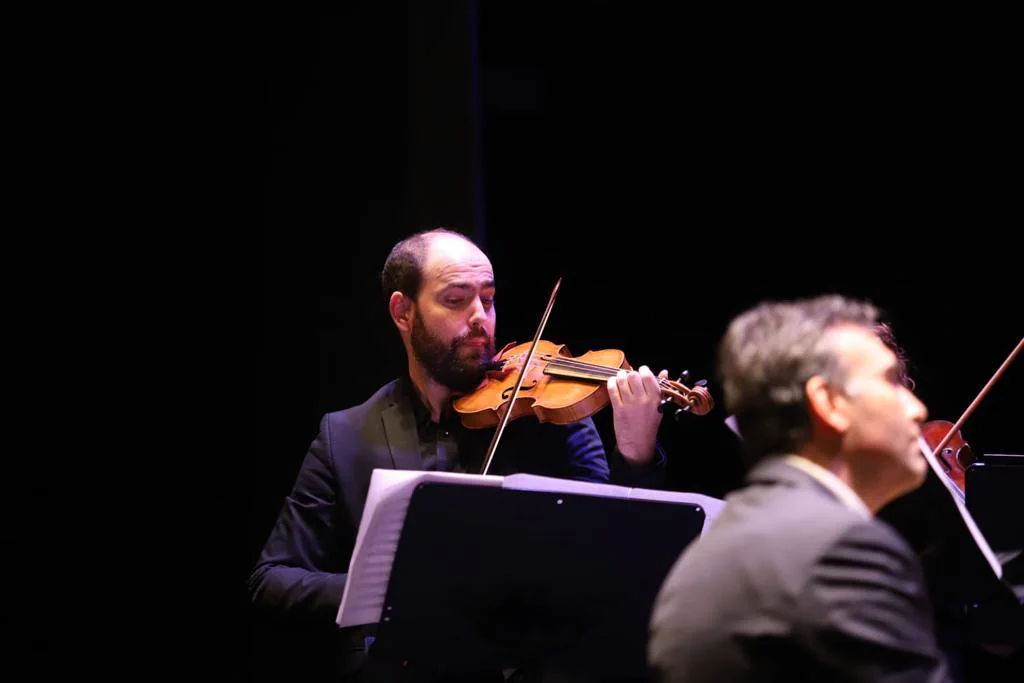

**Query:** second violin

left=452, top=339, right=714, bottom=429
left=921, top=419, right=976, bottom=496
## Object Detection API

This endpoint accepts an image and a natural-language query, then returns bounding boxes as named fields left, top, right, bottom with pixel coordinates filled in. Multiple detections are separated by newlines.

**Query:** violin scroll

left=658, top=374, right=714, bottom=418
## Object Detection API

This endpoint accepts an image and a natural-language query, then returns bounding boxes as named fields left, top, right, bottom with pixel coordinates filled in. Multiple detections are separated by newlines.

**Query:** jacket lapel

left=380, top=380, right=425, bottom=472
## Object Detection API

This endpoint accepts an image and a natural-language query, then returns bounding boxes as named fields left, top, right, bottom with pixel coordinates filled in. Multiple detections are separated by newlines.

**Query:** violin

left=921, top=419, right=976, bottom=495
left=452, top=339, right=714, bottom=429
left=467, top=277, right=713, bottom=476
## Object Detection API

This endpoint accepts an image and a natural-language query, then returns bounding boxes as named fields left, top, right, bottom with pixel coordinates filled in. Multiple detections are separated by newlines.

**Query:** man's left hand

left=607, top=365, right=667, bottom=465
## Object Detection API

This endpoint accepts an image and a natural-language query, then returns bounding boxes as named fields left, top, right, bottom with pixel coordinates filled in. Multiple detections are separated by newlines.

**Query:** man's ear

left=805, top=375, right=851, bottom=434
left=389, top=291, right=414, bottom=333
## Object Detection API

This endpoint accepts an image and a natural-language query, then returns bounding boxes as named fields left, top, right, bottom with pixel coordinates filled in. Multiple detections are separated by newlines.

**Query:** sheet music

left=917, top=436, right=1003, bottom=579
left=336, top=469, right=503, bottom=627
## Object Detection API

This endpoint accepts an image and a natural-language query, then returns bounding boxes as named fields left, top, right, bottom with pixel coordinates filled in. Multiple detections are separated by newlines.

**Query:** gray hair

left=717, top=294, right=879, bottom=462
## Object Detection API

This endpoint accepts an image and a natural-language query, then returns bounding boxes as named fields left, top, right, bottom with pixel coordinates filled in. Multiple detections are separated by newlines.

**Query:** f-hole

left=937, top=447, right=956, bottom=473
left=503, top=381, right=537, bottom=399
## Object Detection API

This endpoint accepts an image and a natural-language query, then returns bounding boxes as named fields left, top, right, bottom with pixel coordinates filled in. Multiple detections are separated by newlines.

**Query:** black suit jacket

left=648, top=456, right=951, bottom=683
left=247, top=376, right=665, bottom=678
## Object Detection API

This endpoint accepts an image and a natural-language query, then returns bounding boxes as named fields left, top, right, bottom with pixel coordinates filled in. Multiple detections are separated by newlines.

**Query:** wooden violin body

left=922, top=419, right=976, bottom=495
left=453, top=340, right=714, bottom=429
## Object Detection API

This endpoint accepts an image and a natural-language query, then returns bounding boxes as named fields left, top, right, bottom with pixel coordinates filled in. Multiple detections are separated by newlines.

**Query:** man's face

left=832, top=326, right=930, bottom=491
left=408, top=235, right=497, bottom=393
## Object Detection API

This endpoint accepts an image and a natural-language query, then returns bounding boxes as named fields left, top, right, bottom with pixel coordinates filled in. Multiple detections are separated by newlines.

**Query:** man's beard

left=411, top=315, right=495, bottom=393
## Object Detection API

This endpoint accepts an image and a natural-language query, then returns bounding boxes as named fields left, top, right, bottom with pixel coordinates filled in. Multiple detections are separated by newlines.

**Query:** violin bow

left=927, top=335, right=1022, bottom=459
left=480, top=277, right=562, bottom=476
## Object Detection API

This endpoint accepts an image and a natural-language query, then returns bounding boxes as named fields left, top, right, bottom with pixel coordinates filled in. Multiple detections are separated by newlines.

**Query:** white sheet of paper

left=335, top=469, right=503, bottom=628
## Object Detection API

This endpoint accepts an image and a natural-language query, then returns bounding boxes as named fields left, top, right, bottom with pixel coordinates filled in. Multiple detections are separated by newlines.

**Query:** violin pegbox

left=657, top=371, right=714, bottom=419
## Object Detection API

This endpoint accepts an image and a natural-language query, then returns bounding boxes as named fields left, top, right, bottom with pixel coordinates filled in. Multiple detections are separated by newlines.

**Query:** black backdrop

left=219, top=4, right=1019, bottom=679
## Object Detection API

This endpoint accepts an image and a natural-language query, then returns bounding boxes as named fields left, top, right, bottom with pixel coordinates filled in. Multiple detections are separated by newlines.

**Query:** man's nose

left=468, top=297, right=487, bottom=326
left=905, top=388, right=928, bottom=423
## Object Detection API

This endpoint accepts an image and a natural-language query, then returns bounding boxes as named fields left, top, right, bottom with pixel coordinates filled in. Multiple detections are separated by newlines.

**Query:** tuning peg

left=658, top=397, right=674, bottom=414
left=677, top=370, right=690, bottom=385
left=694, top=379, right=708, bottom=387
left=673, top=406, right=690, bottom=421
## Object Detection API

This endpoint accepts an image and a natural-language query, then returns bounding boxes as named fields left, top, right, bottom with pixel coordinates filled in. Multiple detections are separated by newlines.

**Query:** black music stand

left=967, top=455, right=1024, bottom=555
left=964, top=456, right=1024, bottom=651
left=367, top=482, right=708, bottom=681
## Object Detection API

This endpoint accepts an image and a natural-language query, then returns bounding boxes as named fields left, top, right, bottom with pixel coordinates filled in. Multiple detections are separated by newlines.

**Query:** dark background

left=219, top=3, right=1020, bottom=679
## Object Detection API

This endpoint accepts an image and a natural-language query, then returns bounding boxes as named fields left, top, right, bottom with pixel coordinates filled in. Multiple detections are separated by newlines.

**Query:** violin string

left=534, top=355, right=688, bottom=393
left=529, top=354, right=670, bottom=383
left=496, top=348, right=713, bottom=415
left=542, top=355, right=634, bottom=377
left=544, top=355, right=667, bottom=381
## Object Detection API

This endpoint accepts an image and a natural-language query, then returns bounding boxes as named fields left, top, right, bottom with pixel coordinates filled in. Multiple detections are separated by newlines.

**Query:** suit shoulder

left=660, top=484, right=865, bottom=596
left=799, top=517, right=939, bottom=661
left=732, top=482, right=866, bottom=546
left=802, top=517, right=928, bottom=623
left=821, top=516, right=919, bottom=572
left=322, top=379, right=402, bottom=428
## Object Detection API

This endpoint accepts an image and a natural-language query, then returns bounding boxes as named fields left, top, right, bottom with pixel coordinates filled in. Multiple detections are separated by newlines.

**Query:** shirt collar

left=782, top=454, right=872, bottom=519
left=401, top=374, right=462, bottom=435
left=405, top=378, right=427, bottom=421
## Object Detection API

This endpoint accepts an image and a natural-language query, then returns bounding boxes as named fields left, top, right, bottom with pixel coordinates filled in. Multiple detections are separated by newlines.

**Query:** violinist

left=247, top=227, right=676, bottom=682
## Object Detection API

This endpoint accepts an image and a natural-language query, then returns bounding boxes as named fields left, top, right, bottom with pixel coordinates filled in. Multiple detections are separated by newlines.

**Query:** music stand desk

left=370, top=481, right=709, bottom=679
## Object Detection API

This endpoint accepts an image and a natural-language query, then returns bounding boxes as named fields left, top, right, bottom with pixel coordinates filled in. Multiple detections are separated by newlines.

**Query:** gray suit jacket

left=648, top=457, right=951, bottom=682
